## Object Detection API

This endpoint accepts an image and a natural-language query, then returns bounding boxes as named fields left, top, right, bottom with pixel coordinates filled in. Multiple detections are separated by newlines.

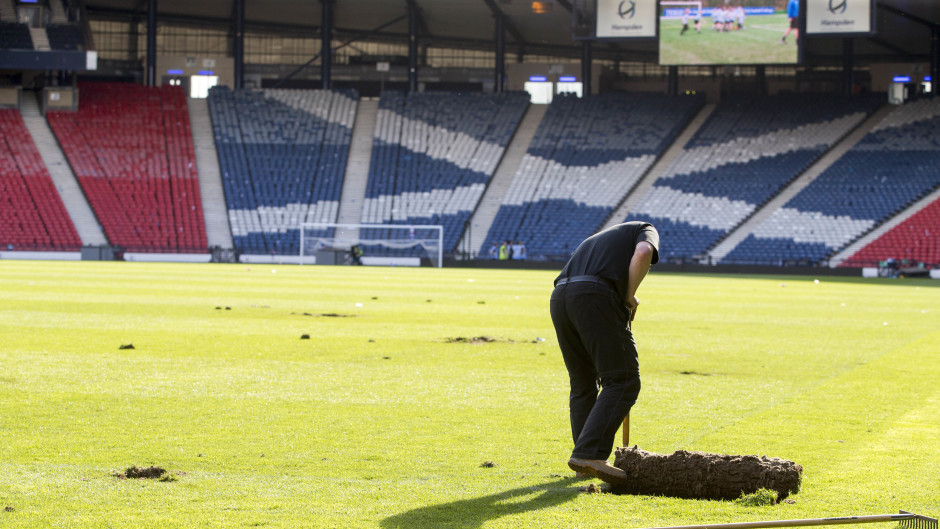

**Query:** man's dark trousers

left=550, top=281, right=641, bottom=461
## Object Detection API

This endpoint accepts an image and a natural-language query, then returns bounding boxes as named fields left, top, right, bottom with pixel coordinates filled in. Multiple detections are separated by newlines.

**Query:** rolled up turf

left=612, top=446, right=803, bottom=500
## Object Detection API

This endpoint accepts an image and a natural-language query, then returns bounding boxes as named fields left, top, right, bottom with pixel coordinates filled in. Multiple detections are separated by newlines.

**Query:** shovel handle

left=622, top=414, right=630, bottom=446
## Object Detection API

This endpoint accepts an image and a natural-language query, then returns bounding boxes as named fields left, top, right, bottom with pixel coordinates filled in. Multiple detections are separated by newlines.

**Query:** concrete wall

left=0, top=87, right=20, bottom=107
left=506, top=62, right=600, bottom=95
left=157, top=54, right=235, bottom=89
left=870, top=62, right=930, bottom=93
left=42, top=86, right=77, bottom=111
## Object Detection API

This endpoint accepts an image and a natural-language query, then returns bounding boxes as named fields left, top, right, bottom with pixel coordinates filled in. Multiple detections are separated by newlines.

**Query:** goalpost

left=299, top=222, right=444, bottom=268
left=660, top=0, right=704, bottom=19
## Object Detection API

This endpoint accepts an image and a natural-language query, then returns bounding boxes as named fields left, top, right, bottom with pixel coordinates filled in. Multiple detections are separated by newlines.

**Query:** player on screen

left=680, top=8, right=691, bottom=35
left=713, top=7, right=724, bottom=32
left=735, top=5, right=746, bottom=30
left=782, top=0, right=799, bottom=44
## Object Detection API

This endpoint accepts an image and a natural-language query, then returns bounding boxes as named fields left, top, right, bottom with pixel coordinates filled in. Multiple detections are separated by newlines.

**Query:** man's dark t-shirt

left=555, top=222, right=660, bottom=302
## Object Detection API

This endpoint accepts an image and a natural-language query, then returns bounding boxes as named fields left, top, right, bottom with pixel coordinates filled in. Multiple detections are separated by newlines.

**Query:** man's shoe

left=567, top=457, right=628, bottom=486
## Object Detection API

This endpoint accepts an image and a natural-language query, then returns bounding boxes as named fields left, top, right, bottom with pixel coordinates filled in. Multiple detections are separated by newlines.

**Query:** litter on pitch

left=637, top=511, right=937, bottom=529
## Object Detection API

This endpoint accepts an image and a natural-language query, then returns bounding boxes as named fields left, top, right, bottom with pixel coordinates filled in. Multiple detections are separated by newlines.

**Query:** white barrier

left=0, top=251, right=81, bottom=261
left=238, top=254, right=421, bottom=267
left=123, top=253, right=211, bottom=263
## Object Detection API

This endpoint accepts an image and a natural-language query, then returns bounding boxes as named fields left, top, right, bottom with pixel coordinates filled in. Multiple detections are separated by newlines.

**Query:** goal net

left=660, top=1, right=703, bottom=19
left=300, top=223, right=444, bottom=267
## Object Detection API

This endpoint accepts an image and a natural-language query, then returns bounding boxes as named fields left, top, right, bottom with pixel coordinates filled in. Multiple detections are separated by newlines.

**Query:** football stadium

left=0, top=0, right=938, bottom=527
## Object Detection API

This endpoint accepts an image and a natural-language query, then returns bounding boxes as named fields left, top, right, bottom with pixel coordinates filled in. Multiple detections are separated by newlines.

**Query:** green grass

left=0, top=261, right=938, bottom=528
left=660, top=14, right=799, bottom=65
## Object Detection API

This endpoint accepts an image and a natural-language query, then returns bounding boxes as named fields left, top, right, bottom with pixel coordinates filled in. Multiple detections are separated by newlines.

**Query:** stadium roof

left=84, top=0, right=940, bottom=65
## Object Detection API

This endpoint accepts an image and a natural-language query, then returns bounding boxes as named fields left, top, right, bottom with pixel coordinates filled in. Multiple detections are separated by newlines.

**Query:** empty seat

left=0, top=109, right=82, bottom=251
left=485, top=92, right=705, bottom=261
left=724, top=98, right=940, bottom=265
left=361, top=90, right=529, bottom=258
left=47, top=82, right=207, bottom=253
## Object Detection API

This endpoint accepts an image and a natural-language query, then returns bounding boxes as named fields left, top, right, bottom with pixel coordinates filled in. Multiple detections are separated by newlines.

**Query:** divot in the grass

left=446, top=336, right=498, bottom=344
left=114, top=466, right=178, bottom=482
left=294, top=312, right=358, bottom=318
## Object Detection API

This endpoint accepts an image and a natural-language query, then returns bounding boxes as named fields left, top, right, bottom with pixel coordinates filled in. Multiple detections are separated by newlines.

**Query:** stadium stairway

left=49, top=0, right=68, bottom=24
left=28, top=27, right=49, bottom=50
left=828, top=185, right=940, bottom=266
left=708, top=103, right=894, bottom=262
left=335, top=97, right=379, bottom=244
left=19, top=91, right=106, bottom=246
left=458, top=102, right=544, bottom=257
left=602, top=103, right=716, bottom=231
left=187, top=97, right=233, bottom=250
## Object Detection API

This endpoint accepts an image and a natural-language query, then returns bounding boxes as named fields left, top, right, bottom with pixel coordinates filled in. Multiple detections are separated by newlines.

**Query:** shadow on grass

left=381, top=477, right=581, bottom=529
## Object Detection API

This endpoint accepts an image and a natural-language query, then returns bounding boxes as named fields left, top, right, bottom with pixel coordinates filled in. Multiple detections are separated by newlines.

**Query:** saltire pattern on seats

left=724, top=98, right=940, bottom=265
left=47, top=82, right=207, bottom=253
left=624, top=93, right=882, bottom=262
left=0, top=109, right=81, bottom=251
left=208, top=87, right=356, bottom=255
left=840, top=197, right=940, bottom=268
left=359, top=90, right=529, bottom=256
left=486, top=92, right=704, bottom=260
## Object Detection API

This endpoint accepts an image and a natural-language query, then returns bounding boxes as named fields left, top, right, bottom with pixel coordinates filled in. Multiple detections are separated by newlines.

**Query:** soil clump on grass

left=118, top=344, right=135, bottom=350
left=114, top=466, right=174, bottom=481
left=294, top=312, right=357, bottom=318
left=612, top=446, right=802, bottom=500
left=446, top=336, right=498, bottom=344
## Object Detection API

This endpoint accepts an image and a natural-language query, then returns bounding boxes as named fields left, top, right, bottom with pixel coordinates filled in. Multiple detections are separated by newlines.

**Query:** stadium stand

left=359, top=90, right=529, bottom=256
left=624, top=93, right=883, bottom=263
left=0, top=108, right=82, bottom=251
left=840, top=197, right=940, bottom=268
left=208, top=86, right=357, bottom=255
left=46, top=82, right=208, bottom=253
left=484, top=92, right=703, bottom=260
left=725, top=97, right=940, bottom=265
left=45, top=24, right=83, bottom=50
left=0, top=22, right=33, bottom=49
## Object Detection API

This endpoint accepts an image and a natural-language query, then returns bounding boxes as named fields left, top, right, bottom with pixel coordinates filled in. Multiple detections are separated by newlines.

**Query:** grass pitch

left=0, top=261, right=938, bottom=528
left=659, top=14, right=799, bottom=65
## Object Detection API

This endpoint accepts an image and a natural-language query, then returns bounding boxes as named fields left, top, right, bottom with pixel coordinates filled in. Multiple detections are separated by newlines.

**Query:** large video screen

left=658, top=1, right=801, bottom=66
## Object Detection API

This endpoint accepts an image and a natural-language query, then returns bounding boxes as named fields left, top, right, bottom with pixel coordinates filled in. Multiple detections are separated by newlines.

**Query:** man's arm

left=624, top=241, right=655, bottom=322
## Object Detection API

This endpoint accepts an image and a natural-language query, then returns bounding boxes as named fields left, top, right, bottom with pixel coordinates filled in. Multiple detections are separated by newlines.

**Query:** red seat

left=47, top=82, right=208, bottom=252
left=843, top=199, right=940, bottom=268
left=0, top=109, right=82, bottom=251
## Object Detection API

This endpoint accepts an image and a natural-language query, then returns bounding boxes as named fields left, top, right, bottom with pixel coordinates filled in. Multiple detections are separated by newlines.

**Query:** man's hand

left=625, top=295, right=639, bottom=322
